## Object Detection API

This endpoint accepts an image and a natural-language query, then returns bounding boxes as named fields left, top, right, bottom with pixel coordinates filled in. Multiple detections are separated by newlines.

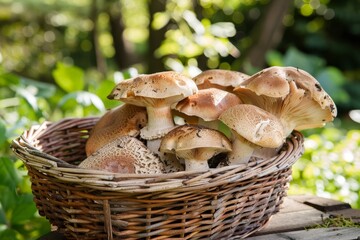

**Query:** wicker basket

left=11, top=117, right=304, bottom=239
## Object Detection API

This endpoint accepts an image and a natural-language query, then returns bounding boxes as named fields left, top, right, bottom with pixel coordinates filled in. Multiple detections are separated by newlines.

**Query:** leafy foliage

left=0, top=65, right=116, bottom=239
left=289, top=128, right=360, bottom=209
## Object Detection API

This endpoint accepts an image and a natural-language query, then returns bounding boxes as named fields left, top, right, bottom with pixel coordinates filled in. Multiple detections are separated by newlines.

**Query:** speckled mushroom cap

left=161, top=125, right=232, bottom=152
left=219, top=104, right=285, bottom=148
left=107, top=71, right=198, bottom=107
left=193, top=69, right=249, bottom=91
left=175, top=88, right=242, bottom=121
left=80, top=136, right=165, bottom=174
left=278, top=66, right=337, bottom=117
left=85, top=104, right=147, bottom=156
left=159, top=125, right=232, bottom=171
left=239, top=66, right=291, bottom=98
left=107, top=71, right=198, bottom=140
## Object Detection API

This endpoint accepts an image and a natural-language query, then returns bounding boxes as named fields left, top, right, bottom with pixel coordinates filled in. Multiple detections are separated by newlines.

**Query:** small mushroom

left=79, top=136, right=166, bottom=174
left=174, top=88, right=242, bottom=129
left=85, top=104, right=147, bottom=156
left=193, top=69, right=249, bottom=92
left=218, top=104, right=285, bottom=166
left=234, top=66, right=337, bottom=136
left=107, top=71, right=198, bottom=155
left=159, top=125, right=232, bottom=171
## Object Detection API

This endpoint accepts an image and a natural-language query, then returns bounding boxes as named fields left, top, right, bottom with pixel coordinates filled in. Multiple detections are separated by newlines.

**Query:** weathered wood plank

left=289, top=195, right=352, bottom=212
left=254, top=197, right=328, bottom=235
left=247, top=227, right=360, bottom=240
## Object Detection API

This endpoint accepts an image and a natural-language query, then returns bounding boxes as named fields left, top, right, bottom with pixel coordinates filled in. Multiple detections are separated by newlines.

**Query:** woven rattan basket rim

left=11, top=117, right=304, bottom=193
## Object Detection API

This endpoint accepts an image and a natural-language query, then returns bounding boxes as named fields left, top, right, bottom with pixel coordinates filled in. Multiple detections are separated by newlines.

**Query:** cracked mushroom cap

left=219, top=104, right=285, bottom=148
left=174, top=88, right=242, bottom=122
left=80, top=136, right=165, bottom=174
left=107, top=71, right=198, bottom=107
left=159, top=125, right=232, bottom=171
left=85, top=104, right=147, bottom=156
left=193, top=69, right=249, bottom=91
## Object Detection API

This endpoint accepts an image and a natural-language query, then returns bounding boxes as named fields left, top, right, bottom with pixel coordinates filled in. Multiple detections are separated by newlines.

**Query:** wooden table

left=39, top=195, right=360, bottom=240
left=249, top=195, right=360, bottom=239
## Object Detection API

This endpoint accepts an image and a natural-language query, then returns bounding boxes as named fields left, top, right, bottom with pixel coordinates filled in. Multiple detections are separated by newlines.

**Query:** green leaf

left=0, top=228, right=22, bottom=240
left=0, top=120, right=7, bottom=147
left=283, top=47, right=325, bottom=74
left=0, top=157, right=20, bottom=190
left=58, top=91, right=105, bottom=112
left=315, top=67, right=350, bottom=104
left=266, top=50, right=284, bottom=66
left=19, top=77, right=56, bottom=99
left=95, top=80, right=121, bottom=109
left=52, top=62, right=85, bottom=92
left=11, top=194, right=37, bottom=224
left=0, top=70, right=20, bottom=87
left=16, top=88, right=39, bottom=112
left=0, top=186, right=16, bottom=219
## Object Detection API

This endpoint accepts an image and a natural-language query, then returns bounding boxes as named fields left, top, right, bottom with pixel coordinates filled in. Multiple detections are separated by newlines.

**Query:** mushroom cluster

left=79, top=67, right=337, bottom=174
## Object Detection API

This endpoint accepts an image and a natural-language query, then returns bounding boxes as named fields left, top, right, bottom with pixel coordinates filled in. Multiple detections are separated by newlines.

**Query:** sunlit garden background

left=0, top=0, right=359, bottom=239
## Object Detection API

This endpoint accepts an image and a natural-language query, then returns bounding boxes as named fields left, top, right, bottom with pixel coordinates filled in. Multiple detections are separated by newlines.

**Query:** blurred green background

left=0, top=0, right=359, bottom=239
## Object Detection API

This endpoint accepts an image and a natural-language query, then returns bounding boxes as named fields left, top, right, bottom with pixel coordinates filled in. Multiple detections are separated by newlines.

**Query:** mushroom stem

left=141, top=105, right=175, bottom=140
left=227, top=133, right=255, bottom=165
left=184, top=158, right=209, bottom=171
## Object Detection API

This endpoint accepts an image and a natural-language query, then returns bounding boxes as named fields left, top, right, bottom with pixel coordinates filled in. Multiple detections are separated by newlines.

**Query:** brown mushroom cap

left=233, top=66, right=337, bottom=135
left=193, top=69, right=249, bottom=91
left=159, top=125, right=232, bottom=171
left=107, top=71, right=198, bottom=107
left=219, top=104, right=285, bottom=148
left=79, top=136, right=166, bottom=174
left=239, top=66, right=290, bottom=98
left=85, top=104, right=147, bottom=156
left=107, top=71, right=198, bottom=140
left=175, top=88, right=242, bottom=122
left=278, top=66, right=337, bottom=117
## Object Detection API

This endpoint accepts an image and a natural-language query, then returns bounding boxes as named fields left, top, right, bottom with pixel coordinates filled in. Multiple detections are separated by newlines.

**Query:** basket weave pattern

left=11, top=117, right=304, bottom=239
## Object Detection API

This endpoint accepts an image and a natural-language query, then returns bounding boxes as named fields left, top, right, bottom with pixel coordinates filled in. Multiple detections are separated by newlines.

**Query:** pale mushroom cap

left=278, top=66, right=337, bottom=118
left=233, top=66, right=337, bottom=134
left=107, top=71, right=198, bottom=107
left=80, top=136, right=165, bottom=174
left=175, top=88, right=242, bottom=121
left=85, top=104, right=147, bottom=156
left=239, top=66, right=291, bottom=98
left=219, top=104, right=285, bottom=148
left=194, top=69, right=249, bottom=91
left=160, top=125, right=232, bottom=158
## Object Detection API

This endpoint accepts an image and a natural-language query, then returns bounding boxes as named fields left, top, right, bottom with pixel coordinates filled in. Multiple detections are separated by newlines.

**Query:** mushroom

left=218, top=104, right=286, bottom=166
left=233, top=66, right=337, bottom=136
left=80, top=136, right=167, bottom=174
left=85, top=104, right=147, bottom=156
left=174, top=88, right=242, bottom=129
left=193, top=69, right=249, bottom=92
left=159, top=125, right=232, bottom=171
left=107, top=71, right=198, bottom=155
left=239, top=66, right=290, bottom=98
